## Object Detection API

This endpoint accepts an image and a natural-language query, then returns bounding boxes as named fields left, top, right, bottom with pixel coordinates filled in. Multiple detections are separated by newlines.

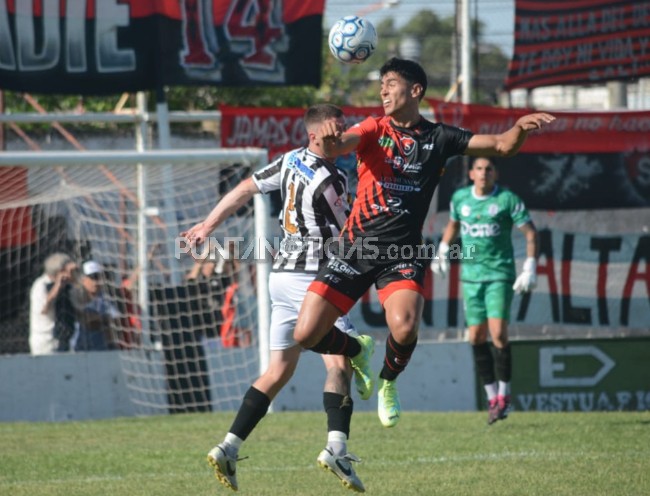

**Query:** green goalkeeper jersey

left=450, top=185, right=531, bottom=282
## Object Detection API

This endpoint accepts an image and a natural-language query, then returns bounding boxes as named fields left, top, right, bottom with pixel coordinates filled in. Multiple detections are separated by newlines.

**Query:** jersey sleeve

left=345, top=116, right=379, bottom=151
left=508, top=191, right=531, bottom=227
left=449, top=190, right=462, bottom=221
left=251, top=154, right=283, bottom=194
left=439, top=123, right=474, bottom=158
left=313, top=173, right=350, bottom=231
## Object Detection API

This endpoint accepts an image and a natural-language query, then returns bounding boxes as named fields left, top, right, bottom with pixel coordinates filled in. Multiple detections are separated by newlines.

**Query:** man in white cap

left=72, top=260, right=119, bottom=351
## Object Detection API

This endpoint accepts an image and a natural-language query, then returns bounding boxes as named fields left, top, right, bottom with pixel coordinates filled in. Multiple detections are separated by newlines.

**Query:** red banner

left=425, top=98, right=650, bottom=153
left=0, top=167, right=34, bottom=247
left=219, top=104, right=384, bottom=159
left=504, top=0, right=650, bottom=90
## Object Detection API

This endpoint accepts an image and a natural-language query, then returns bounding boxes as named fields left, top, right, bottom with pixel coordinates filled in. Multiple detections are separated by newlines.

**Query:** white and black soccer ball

left=328, top=16, right=378, bottom=64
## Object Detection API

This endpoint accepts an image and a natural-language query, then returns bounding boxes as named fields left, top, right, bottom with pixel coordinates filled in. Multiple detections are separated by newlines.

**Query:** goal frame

left=0, top=148, right=272, bottom=381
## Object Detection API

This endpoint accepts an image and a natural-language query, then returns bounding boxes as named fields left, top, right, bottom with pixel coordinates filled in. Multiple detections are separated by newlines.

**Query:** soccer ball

left=328, top=16, right=378, bottom=64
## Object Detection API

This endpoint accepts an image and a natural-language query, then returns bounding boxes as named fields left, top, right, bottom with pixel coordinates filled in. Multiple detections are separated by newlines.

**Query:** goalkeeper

left=431, top=157, right=538, bottom=425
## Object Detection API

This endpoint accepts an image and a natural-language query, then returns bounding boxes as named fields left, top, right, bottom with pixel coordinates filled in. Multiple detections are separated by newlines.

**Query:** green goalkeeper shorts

left=461, top=280, right=514, bottom=326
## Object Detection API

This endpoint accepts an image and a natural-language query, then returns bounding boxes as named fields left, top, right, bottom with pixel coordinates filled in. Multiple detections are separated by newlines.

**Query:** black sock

left=323, top=392, right=353, bottom=438
left=472, top=342, right=496, bottom=385
left=379, top=335, right=417, bottom=381
left=494, top=344, right=512, bottom=383
left=308, top=326, right=361, bottom=357
left=229, top=386, right=271, bottom=440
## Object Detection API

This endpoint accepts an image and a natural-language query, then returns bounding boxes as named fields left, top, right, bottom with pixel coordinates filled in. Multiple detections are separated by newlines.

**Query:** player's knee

left=293, top=316, right=325, bottom=349
left=386, top=314, right=419, bottom=342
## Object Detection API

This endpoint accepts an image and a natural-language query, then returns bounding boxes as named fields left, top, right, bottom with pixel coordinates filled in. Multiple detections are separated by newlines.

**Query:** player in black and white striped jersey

left=181, top=104, right=370, bottom=493
left=254, top=138, right=350, bottom=274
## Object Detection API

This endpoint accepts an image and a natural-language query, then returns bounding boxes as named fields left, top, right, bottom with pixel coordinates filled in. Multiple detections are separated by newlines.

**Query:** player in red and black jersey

left=293, top=57, right=555, bottom=428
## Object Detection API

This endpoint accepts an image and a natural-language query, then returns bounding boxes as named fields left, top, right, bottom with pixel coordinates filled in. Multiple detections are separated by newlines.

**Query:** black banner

left=0, top=0, right=324, bottom=95
left=437, top=153, right=650, bottom=211
left=504, top=0, right=650, bottom=90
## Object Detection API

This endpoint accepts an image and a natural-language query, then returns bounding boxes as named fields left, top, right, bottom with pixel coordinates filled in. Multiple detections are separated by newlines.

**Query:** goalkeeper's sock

left=472, top=342, right=496, bottom=385
left=495, top=344, right=512, bottom=383
left=484, top=382, right=498, bottom=402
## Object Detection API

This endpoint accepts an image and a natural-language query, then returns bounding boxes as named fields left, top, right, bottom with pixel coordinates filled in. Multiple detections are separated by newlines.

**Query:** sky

left=323, top=0, right=516, bottom=57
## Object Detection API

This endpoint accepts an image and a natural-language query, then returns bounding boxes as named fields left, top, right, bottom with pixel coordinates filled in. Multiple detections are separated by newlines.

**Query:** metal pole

left=156, top=86, right=182, bottom=286
left=135, top=92, right=152, bottom=346
left=460, top=0, right=472, bottom=104
left=254, top=194, right=271, bottom=409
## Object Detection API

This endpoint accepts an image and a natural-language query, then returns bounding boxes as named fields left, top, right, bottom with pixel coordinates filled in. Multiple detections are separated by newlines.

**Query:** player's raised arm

left=465, top=112, right=556, bottom=157
left=180, top=177, right=260, bottom=247
left=317, top=118, right=360, bottom=158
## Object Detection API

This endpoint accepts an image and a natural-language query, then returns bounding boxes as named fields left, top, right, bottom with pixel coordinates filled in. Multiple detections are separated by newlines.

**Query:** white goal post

left=0, top=149, right=272, bottom=414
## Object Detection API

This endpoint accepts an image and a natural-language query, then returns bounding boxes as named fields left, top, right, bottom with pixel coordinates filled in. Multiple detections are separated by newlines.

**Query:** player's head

left=304, top=103, right=345, bottom=157
left=379, top=57, right=428, bottom=115
left=304, top=103, right=344, bottom=129
left=469, top=157, right=498, bottom=192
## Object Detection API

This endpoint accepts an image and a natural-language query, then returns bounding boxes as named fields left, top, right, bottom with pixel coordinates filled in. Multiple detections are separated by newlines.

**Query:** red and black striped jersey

left=343, top=115, right=472, bottom=246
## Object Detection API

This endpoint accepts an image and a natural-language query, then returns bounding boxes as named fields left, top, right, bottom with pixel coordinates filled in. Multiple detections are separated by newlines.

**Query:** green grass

left=1, top=411, right=649, bottom=496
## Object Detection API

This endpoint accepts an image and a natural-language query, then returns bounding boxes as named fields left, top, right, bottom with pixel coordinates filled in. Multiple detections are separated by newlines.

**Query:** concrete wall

left=0, top=352, right=138, bottom=422
left=0, top=341, right=477, bottom=422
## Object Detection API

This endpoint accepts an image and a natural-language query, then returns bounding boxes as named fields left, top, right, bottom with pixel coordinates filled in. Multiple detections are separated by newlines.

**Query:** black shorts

left=308, top=242, right=427, bottom=314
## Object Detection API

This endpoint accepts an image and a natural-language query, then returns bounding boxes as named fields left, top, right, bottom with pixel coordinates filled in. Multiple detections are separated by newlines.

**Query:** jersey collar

left=471, top=184, right=499, bottom=200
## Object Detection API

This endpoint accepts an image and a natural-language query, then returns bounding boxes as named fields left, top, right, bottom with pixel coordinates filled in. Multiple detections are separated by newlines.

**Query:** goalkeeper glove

left=513, top=257, right=537, bottom=293
left=431, top=241, right=450, bottom=278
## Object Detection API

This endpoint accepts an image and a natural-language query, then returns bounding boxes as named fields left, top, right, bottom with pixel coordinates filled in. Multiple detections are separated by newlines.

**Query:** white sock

left=223, top=433, right=243, bottom=455
left=498, top=381, right=510, bottom=397
left=327, top=431, right=347, bottom=456
left=484, top=382, right=498, bottom=401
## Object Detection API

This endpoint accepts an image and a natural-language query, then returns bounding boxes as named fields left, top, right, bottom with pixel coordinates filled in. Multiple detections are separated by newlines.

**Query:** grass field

left=1, top=411, right=649, bottom=496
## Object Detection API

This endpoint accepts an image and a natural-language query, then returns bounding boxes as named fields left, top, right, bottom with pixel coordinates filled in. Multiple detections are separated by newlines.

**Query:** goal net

left=0, top=149, right=271, bottom=414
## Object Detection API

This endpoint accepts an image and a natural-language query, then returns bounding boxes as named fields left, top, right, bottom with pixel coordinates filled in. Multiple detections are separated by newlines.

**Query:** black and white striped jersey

left=252, top=147, right=350, bottom=273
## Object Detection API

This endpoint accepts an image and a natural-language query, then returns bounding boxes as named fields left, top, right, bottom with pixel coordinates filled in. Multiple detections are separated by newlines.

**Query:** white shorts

left=268, top=271, right=357, bottom=351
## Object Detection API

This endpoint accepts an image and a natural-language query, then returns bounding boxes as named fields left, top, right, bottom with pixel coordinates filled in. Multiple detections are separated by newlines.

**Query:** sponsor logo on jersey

left=287, top=153, right=315, bottom=182
left=385, top=156, right=423, bottom=173
left=461, top=221, right=501, bottom=237
left=379, top=179, right=421, bottom=193
left=371, top=196, right=410, bottom=214
left=378, top=136, right=394, bottom=148
left=422, top=142, right=434, bottom=150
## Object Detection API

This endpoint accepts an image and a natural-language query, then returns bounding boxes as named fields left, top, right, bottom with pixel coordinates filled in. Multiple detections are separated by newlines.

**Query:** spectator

left=72, top=260, right=120, bottom=351
left=29, top=253, right=77, bottom=355
left=51, top=262, right=80, bottom=352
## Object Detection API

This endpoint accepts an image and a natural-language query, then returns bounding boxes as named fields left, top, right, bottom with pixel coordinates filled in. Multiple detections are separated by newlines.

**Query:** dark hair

left=380, top=57, right=428, bottom=99
left=303, top=103, right=344, bottom=128
left=470, top=157, right=495, bottom=169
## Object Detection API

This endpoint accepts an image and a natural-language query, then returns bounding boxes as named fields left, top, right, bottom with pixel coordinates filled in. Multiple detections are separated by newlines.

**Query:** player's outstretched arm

left=465, top=112, right=555, bottom=158
left=180, top=177, right=260, bottom=247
